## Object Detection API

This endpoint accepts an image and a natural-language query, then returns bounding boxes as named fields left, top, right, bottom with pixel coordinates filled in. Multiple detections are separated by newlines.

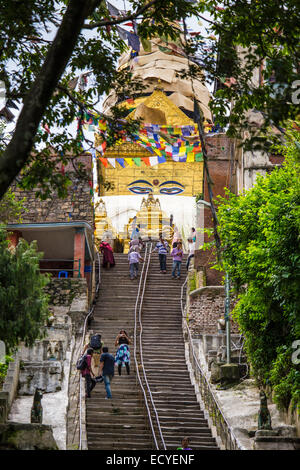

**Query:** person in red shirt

left=81, top=348, right=96, bottom=398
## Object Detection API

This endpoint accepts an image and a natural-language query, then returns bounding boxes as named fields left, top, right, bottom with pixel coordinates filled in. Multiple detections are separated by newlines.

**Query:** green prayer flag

left=195, top=152, right=203, bottom=162
left=133, top=158, right=141, bottom=166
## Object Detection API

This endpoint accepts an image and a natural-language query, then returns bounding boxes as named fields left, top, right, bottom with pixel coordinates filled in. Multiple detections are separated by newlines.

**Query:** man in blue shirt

left=152, top=235, right=169, bottom=273
left=99, top=346, right=115, bottom=399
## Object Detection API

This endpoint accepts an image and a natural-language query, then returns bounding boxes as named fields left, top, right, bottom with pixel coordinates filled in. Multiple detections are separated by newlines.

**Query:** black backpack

left=90, top=334, right=102, bottom=350
left=76, top=354, right=88, bottom=371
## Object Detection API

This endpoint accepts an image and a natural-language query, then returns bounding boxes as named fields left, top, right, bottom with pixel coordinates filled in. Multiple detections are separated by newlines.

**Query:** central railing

left=133, top=242, right=166, bottom=450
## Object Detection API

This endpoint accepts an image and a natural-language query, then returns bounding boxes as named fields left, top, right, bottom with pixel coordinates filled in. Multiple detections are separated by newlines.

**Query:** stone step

left=88, top=442, right=154, bottom=450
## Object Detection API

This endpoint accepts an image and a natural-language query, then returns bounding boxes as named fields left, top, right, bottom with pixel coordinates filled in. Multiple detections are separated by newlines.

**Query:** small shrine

left=94, top=198, right=116, bottom=245
left=123, top=193, right=174, bottom=252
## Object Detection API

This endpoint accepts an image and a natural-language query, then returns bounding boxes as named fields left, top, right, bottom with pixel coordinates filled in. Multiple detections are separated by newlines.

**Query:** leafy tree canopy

left=216, top=123, right=300, bottom=409
left=0, top=0, right=298, bottom=200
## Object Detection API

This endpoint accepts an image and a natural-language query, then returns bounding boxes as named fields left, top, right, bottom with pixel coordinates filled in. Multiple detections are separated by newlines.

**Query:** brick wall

left=195, top=133, right=235, bottom=285
left=9, top=153, right=94, bottom=227
left=188, top=286, right=239, bottom=335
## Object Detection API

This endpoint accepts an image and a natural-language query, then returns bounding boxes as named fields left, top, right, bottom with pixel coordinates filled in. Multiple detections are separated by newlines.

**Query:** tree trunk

left=0, top=0, right=100, bottom=199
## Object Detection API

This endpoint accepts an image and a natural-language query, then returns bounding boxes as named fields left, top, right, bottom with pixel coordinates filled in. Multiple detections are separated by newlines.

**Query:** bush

left=0, top=228, right=50, bottom=352
left=217, top=124, right=300, bottom=410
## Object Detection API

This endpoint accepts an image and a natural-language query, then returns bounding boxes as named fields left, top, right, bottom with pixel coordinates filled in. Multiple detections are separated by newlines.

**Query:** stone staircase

left=86, top=250, right=219, bottom=450
left=141, top=252, right=219, bottom=450
left=86, top=253, right=153, bottom=450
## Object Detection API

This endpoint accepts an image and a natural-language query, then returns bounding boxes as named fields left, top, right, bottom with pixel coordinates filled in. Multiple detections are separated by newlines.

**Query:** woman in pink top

left=171, top=241, right=183, bottom=279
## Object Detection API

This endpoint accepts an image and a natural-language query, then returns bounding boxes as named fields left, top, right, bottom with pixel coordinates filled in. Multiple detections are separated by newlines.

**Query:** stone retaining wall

left=45, top=278, right=88, bottom=307
left=0, top=352, right=20, bottom=422
left=7, top=278, right=88, bottom=449
left=188, top=286, right=239, bottom=335
left=9, top=153, right=94, bottom=227
left=0, top=422, right=58, bottom=450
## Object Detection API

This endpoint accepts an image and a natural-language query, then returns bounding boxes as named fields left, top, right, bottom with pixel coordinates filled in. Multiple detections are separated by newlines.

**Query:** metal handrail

left=78, top=250, right=101, bottom=450
left=180, top=277, right=244, bottom=450
left=136, top=243, right=166, bottom=450
left=133, top=243, right=161, bottom=449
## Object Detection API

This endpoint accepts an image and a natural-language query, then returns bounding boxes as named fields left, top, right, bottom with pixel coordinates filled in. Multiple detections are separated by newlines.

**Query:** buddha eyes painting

left=128, top=180, right=185, bottom=195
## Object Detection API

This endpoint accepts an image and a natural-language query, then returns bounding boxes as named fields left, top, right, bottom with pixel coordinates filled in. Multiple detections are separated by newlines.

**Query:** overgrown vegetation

left=0, top=229, right=50, bottom=352
left=0, top=355, right=13, bottom=390
left=188, top=273, right=196, bottom=292
left=216, top=124, right=300, bottom=410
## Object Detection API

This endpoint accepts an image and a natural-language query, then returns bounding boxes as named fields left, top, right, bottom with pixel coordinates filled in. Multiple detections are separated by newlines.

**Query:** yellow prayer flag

left=124, top=158, right=134, bottom=166
left=187, top=152, right=195, bottom=162
left=173, top=128, right=181, bottom=135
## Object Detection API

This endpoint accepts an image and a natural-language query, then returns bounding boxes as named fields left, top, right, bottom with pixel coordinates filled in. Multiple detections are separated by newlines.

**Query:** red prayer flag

left=142, top=157, right=150, bottom=166
left=99, top=157, right=108, bottom=167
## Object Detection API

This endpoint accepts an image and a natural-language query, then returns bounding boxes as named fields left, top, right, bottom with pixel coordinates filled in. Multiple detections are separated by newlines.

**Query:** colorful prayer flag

left=124, top=158, right=134, bottom=166
left=133, top=158, right=141, bottom=166
left=149, top=157, right=159, bottom=166
left=142, top=157, right=150, bottom=166
left=107, top=158, right=116, bottom=168
left=116, top=158, right=125, bottom=168
left=99, top=157, right=108, bottom=167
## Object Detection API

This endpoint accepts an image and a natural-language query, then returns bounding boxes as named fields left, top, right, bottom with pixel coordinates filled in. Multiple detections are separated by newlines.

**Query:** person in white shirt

left=128, top=247, right=144, bottom=279
left=186, top=238, right=195, bottom=270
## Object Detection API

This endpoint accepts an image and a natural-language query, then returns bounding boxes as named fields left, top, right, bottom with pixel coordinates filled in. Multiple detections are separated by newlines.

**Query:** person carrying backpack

left=115, top=330, right=131, bottom=375
left=83, top=333, right=103, bottom=376
left=79, top=348, right=96, bottom=399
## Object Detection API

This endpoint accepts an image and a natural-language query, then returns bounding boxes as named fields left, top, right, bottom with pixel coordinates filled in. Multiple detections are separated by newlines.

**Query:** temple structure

left=94, top=28, right=212, bottom=251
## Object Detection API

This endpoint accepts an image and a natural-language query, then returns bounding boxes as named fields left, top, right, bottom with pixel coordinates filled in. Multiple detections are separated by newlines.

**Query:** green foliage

left=0, top=355, right=13, bottom=389
left=0, top=229, right=50, bottom=352
left=217, top=125, right=300, bottom=409
left=0, top=189, right=27, bottom=224
left=269, top=347, right=300, bottom=410
left=188, top=273, right=196, bottom=292
left=205, top=0, right=300, bottom=150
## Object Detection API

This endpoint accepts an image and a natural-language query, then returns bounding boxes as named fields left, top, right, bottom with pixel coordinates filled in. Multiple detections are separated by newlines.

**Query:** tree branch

left=0, top=0, right=102, bottom=199
left=83, top=0, right=159, bottom=29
